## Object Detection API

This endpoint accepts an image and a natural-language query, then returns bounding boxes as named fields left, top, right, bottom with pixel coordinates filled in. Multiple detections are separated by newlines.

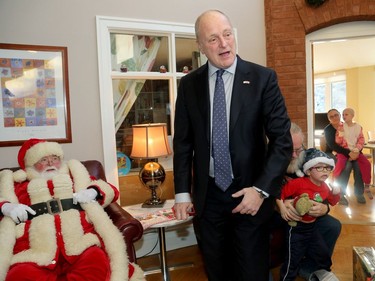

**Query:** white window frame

left=314, top=71, right=346, bottom=113
left=96, top=16, right=196, bottom=186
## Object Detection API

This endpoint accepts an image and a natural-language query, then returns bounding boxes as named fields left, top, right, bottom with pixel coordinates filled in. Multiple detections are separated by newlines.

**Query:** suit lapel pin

left=243, top=80, right=250, bottom=84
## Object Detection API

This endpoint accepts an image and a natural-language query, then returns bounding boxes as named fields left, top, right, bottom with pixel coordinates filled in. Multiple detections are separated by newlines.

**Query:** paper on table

left=133, top=208, right=176, bottom=230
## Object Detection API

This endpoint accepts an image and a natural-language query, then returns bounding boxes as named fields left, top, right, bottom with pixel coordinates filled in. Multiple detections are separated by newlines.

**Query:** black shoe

left=339, top=195, right=349, bottom=206
left=356, top=194, right=366, bottom=204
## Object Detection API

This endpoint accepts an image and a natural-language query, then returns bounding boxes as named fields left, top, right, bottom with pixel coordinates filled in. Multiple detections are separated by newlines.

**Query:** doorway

left=305, top=21, right=375, bottom=148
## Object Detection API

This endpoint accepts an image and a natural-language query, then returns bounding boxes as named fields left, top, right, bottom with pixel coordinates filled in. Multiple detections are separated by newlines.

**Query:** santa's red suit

left=0, top=139, right=144, bottom=281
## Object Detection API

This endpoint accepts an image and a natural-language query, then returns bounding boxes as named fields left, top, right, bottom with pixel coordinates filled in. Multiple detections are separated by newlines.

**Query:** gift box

left=353, top=247, right=375, bottom=281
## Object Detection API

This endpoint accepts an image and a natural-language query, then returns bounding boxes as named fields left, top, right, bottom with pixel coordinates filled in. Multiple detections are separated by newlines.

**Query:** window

left=313, top=71, right=346, bottom=147
left=96, top=16, right=202, bottom=184
left=314, top=71, right=346, bottom=114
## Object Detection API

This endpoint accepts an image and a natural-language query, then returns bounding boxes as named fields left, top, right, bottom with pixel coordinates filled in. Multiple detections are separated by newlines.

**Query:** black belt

left=28, top=198, right=83, bottom=220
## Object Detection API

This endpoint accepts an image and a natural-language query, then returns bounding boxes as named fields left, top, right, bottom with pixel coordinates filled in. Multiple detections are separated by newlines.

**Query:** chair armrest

left=105, top=202, right=143, bottom=263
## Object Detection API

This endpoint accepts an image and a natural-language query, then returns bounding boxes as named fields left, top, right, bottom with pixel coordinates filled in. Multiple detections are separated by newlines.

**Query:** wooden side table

left=123, top=199, right=194, bottom=281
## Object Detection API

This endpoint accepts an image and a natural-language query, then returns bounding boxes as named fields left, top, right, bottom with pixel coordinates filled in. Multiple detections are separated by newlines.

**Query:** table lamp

left=130, top=123, right=172, bottom=208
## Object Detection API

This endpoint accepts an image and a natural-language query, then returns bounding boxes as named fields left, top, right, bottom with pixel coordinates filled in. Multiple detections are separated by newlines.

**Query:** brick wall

left=265, top=0, right=375, bottom=137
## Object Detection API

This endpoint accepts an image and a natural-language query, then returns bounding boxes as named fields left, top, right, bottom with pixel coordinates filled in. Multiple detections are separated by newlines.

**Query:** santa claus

left=0, top=139, right=144, bottom=281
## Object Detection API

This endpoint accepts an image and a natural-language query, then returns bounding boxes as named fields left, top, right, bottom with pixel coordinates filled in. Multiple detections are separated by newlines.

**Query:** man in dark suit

left=173, top=10, right=292, bottom=281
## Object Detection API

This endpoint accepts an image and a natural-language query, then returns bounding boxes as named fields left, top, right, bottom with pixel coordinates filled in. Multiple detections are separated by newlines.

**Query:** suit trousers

left=193, top=177, right=270, bottom=281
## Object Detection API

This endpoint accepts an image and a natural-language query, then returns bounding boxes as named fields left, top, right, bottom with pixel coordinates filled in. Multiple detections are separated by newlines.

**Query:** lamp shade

left=130, top=123, right=172, bottom=159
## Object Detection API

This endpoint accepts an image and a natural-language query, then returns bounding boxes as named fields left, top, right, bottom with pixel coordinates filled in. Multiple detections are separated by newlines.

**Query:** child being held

left=335, top=107, right=372, bottom=201
left=277, top=148, right=340, bottom=281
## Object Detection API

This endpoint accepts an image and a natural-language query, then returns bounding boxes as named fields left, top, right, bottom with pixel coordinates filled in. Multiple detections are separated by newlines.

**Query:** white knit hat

left=303, top=148, right=335, bottom=173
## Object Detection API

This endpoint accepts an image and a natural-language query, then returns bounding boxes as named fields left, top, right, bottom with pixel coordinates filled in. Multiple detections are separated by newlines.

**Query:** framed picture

left=0, top=43, right=71, bottom=146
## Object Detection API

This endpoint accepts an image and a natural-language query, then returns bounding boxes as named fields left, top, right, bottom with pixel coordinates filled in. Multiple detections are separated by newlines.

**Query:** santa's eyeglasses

left=37, top=155, right=60, bottom=165
left=293, top=145, right=305, bottom=154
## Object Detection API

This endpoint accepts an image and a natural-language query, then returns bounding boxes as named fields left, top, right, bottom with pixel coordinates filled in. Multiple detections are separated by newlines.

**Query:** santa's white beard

left=40, top=168, right=59, bottom=179
left=286, top=150, right=305, bottom=175
left=26, top=162, right=69, bottom=180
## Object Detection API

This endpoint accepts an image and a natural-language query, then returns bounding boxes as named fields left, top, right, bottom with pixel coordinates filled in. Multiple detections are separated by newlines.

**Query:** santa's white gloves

left=73, top=188, right=98, bottom=204
left=1, top=203, right=36, bottom=223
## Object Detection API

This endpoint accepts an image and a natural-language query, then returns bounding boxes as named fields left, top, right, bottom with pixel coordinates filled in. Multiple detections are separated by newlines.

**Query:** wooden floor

left=137, top=179, right=375, bottom=281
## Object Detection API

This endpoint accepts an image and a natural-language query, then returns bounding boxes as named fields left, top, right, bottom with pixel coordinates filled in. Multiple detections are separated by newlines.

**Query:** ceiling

left=313, top=36, right=375, bottom=73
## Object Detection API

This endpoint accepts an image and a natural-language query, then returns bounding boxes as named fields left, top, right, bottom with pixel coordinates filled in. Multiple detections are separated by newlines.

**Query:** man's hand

left=73, top=188, right=98, bottom=204
left=172, top=202, right=194, bottom=220
left=1, top=203, right=36, bottom=223
left=231, top=187, right=263, bottom=216
left=308, top=201, right=328, bottom=217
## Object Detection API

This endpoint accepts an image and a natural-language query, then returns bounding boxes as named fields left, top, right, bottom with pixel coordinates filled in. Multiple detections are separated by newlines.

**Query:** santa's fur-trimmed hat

left=18, top=138, right=64, bottom=169
left=302, top=148, right=335, bottom=173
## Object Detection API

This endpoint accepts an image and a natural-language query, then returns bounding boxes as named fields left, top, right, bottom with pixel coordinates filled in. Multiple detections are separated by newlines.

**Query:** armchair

left=1, top=160, right=143, bottom=264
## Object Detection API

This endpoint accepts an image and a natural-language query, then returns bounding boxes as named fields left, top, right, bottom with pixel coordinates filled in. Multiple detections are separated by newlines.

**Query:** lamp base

left=139, top=161, right=166, bottom=208
left=142, top=198, right=166, bottom=208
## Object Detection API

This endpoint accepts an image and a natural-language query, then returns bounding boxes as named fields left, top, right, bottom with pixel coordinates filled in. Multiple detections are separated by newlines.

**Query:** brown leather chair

left=1, top=160, right=143, bottom=264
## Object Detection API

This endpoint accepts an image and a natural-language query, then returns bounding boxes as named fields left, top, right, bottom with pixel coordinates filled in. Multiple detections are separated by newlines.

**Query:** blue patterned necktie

left=212, top=69, right=232, bottom=191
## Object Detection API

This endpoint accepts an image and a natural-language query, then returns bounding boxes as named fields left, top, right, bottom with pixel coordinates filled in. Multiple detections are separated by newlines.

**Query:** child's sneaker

left=365, top=185, right=373, bottom=200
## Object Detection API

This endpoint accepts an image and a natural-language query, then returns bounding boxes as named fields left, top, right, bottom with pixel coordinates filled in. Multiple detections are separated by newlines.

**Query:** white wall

left=0, top=0, right=266, bottom=174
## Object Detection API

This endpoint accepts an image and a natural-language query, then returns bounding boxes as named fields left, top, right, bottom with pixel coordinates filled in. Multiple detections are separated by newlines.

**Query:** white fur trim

left=303, top=156, right=335, bottom=173
left=0, top=218, right=16, bottom=281
left=24, top=142, right=63, bottom=168
left=90, top=179, right=116, bottom=207
left=27, top=178, right=52, bottom=204
left=67, top=160, right=115, bottom=207
left=11, top=215, right=57, bottom=266
left=52, top=174, right=74, bottom=199
left=83, top=202, right=130, bottom=281
left=0, top=170, right=19, bottom=203
left=60, top=210, right=100, bottom=255
left=12, top=170, right=27, bottom=183
left=129, top=263, right=146, bottom=281
left=67, top=159, right=137, bottom=280
left=67, top=159, right=91, bottom=192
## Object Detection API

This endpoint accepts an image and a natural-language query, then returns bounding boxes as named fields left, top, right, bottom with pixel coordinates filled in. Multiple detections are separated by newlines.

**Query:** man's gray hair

left=290, top=122, right=304, bottom=141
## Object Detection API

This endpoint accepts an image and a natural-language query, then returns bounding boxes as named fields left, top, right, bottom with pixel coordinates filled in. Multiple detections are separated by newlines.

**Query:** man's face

left=286, top=132, right=304, bottom=174
left=33, top=155, right=61, bottom=178
left=291, top=133, right=304, bottom=160
left=196, top=11, right=236, bottom=69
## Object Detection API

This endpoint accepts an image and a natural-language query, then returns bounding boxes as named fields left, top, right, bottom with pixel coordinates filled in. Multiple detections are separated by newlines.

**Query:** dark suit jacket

left=173, top=56, right=292, bottom=217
